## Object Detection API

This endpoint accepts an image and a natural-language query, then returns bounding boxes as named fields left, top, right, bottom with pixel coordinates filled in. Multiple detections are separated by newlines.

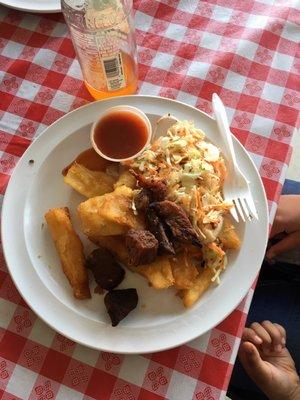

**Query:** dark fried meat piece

left=150, top=200, right=201, bottom=247
left=104, top=289, right=138, bottom=326
left=134, top=189, right=150, bottom=214
left=86, top=248, right=125, bottom=290
left=146, top=208, right=175, bottom=255
left=125, top=229, right=158, bottom=267
left=131, top=170, right=167, bottom=201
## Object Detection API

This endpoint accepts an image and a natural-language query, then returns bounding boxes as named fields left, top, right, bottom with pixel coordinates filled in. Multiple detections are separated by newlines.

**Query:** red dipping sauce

left=91, top=108, right=151, bottom=161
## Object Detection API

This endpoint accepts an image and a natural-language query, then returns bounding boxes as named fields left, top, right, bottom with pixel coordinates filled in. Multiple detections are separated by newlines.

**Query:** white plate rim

left=0, top=0, right=60, bottom=13
left=1, top=95, right=269, bottom=353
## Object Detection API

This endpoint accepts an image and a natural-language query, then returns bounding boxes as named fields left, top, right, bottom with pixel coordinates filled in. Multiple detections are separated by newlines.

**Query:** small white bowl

left=90, top=105, right=152, bottom=162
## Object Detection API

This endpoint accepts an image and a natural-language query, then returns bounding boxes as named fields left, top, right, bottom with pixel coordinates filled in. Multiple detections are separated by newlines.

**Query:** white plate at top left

left=0, top=0, right=60, bottom=13
left=1, top=95, right=269, bottom=353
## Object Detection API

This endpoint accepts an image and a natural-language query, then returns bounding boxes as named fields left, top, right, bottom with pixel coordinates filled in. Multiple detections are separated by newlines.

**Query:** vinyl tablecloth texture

left=0, top=1, right=299, bottom=399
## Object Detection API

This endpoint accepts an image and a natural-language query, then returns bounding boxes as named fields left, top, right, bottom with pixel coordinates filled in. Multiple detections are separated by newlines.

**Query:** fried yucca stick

left=45, top=207, right=91, bottom=299
left=64, top=163, right=115, bottom=198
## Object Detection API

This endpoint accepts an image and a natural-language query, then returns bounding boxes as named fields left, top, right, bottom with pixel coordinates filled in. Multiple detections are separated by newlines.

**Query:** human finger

left=249, top=322, right=272, bottom=346
left=267, top=231, right=300, bottom=258
left=238, top=342, right=269, bottom=387
left=242, top=327, right=263, bottom=346
left=269, top=220, right=284, bottom=238
left=261, top=321, right=284, bottom=352
left=273, top=323, right=286, bottom=346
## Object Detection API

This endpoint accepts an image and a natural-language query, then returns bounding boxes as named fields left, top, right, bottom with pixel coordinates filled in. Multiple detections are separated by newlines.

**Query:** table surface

left=0, top=1, right=299, bottom=399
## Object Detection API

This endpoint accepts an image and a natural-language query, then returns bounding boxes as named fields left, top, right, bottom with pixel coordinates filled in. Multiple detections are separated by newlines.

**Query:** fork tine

left=245, top=196, right=259, bottom=220
left=233, top=198, right=245, bottom=222
left=230, top=204, right=239, bottom=222
left=240, top=198, right=251, bottom=220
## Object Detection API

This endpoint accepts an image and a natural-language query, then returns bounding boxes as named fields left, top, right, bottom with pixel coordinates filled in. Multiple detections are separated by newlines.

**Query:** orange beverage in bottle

left=62, top=0, right=138, bottom=100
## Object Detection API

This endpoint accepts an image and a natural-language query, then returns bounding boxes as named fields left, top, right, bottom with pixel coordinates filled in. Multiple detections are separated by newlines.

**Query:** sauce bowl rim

left=90, top=105, right=152, bottom=162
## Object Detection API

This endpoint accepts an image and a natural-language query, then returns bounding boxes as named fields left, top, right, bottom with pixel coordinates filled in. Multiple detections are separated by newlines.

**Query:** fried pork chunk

left=125, top=229, right=158, bottom=267
left=150, top=200, right=201, bottom=247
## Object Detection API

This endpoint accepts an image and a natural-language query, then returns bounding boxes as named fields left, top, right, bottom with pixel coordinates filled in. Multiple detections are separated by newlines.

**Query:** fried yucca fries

left=180, top=266, right=215, bottom=308
left=218, top=217, right=241, bottom=250
left=114, top=170, right=136, bottom=189
left=92, top=234, right=174, bottom=289
left=136, top=257, right=174, bottom=289
left=93, top=235, right=130, bottom=266
left=45, top=207, right=91, bottom=300
left=170, top=253, right=200, bottom=289
left=64, top=163, right=116, bottom=198
left=77, top=186, right=144, bottom=237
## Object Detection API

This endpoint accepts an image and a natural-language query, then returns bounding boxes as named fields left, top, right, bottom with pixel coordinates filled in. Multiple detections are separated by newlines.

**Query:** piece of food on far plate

left=86, top=248, right=125, bottom=290
left=64, top=163, right=116, bottom=198
left=77, top=185, right=144, bottom=237
left=104, top=289, right=138, bottom=326
left=45, top=207, right=91, bottom=299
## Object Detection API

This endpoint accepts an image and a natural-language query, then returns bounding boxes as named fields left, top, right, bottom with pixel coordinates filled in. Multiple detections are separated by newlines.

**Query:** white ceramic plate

left=0, top=0, right=60, bottom=13
left=2, top=95, right=269, bottom=353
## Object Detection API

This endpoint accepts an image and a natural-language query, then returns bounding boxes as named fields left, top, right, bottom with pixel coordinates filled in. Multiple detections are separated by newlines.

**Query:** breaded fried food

left=114, top=170, right=136, bottom=189
left=180, top=266, right=214, bottom=308
left=64, top=163, right=115, bottom=198
left=93, top=235, right=130, bottom=266
left=78, top=186, right=144, bottom=237
left=92, top=234, right=174, bottom=289
left=218, top=217, right=241, bottom=250
left=170, top=253, right=200, bottom=289
left=136, top=256, right=174, bottom=289
left=45, top=207, right=91, bottom=299
left=180, top=242, right=226, bottom=307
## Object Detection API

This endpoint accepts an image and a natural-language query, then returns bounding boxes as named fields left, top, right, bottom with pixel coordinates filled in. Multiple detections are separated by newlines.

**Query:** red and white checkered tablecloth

left=0, top=1, right=299, bottom=399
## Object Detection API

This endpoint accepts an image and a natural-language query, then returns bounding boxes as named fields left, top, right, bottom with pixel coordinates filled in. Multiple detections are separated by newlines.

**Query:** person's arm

left=267, top=195, right=300, bottom=259
left=238, top=321, right=300, bottom=400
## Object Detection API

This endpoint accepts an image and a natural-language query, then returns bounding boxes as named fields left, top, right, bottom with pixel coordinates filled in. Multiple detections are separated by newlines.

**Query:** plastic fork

left=212, top=93, right=258, bottom=222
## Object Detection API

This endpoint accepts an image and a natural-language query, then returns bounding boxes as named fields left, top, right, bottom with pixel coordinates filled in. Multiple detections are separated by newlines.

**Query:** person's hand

left=238, top=321, right=300, bottom=400
left=267, top=195, right=300, bottom=258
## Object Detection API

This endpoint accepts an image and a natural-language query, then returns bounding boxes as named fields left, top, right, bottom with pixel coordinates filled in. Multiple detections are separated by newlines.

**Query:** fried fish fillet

left=45, top=207, right=91, bottom=299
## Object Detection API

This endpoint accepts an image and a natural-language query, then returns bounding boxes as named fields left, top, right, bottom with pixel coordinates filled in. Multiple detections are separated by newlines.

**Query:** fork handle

left=212, top=93, right=238, bottom=174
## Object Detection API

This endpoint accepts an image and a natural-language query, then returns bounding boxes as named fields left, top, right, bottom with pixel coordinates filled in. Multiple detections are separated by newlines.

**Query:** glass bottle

left=61, top=0, right=138, bottom=100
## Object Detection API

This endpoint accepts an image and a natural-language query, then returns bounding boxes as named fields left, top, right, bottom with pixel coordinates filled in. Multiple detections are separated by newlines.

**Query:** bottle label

left=101, top=52, right=126, bottom=91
